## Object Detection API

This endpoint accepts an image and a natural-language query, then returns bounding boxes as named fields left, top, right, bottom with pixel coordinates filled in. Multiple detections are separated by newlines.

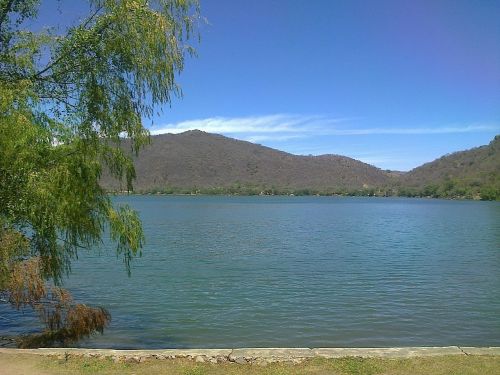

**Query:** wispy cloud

left=151, top=114, right=499, bottom=140
left=322, top=124, right=499, bottom=135
left=150, top=114, right=348, bottom=139
left=245, top=134, right=307, bottom=143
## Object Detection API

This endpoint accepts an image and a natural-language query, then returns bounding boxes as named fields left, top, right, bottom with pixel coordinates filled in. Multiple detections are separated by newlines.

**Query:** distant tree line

left=113, top=180, right=499, bottom=201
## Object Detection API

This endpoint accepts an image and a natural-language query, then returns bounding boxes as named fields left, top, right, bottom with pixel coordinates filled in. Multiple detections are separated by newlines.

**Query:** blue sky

left=37, top=0, right=499, bottom=170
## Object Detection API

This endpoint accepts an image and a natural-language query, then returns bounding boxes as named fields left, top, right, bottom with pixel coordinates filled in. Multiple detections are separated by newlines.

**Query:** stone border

left=0, top=347, right=499, bottom=365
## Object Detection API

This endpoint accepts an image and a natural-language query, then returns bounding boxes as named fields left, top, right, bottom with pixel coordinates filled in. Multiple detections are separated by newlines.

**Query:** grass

left=0, top=353, right=499, bottom=375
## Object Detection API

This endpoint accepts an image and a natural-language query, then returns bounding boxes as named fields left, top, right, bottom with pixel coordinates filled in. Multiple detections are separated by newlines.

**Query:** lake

left=1, top=196, right=499, bottom=348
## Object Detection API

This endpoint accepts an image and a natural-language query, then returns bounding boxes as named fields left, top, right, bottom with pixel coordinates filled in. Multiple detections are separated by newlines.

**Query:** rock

left=194, top=355, right=205, bottom=363
left=125, top=356, right=141, bottom=363
left=233, top=356, right=247, bottom=364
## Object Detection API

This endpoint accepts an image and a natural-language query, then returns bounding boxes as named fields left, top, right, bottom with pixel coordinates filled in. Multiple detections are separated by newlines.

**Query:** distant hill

left=396, top=135, right=500, bottom=199
left=101, top=132, right=499, bottom=200
left=101, top=130, right=392, bottom=193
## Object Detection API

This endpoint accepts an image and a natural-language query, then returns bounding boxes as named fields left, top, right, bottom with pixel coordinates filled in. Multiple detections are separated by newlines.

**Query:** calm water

left=2, top=196, right=499, bottom=348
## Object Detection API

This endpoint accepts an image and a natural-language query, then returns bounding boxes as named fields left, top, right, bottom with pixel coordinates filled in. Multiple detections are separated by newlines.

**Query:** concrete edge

left=1, top=347, right=499, bottom=364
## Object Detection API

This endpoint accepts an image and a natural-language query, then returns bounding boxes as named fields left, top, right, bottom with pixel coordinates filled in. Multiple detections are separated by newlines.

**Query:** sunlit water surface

left=2, top=196, right=499, bottom=348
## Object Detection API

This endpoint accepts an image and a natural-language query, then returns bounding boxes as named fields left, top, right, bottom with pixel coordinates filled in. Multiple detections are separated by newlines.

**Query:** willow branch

left=0, top=0, right=15, bottom=30
left=33, top=5, right=106, bottom=79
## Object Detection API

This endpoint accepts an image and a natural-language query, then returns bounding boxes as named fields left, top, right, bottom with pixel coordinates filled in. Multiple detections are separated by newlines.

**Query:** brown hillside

left=101, top=130, right=391, bottom=191
left=401, top=135, right=500, bottom=189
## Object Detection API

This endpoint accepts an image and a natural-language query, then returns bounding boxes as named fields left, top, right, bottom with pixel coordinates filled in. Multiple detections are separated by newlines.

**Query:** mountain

left=101, top=131, right=499, bottom=200
left=397, top=135, right=500, bottom=199
left=101, top=130, right=392, bottom=193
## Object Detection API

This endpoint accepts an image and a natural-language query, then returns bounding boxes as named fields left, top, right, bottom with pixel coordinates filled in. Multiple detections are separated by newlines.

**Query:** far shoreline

left=107, top=191, right=496, bottom=201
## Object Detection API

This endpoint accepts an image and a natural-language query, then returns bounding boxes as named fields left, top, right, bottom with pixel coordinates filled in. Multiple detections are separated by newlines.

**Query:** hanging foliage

left=0, top=0, right=200, bottom=347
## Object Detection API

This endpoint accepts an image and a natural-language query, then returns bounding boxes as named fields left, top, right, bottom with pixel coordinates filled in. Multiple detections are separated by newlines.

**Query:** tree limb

left=0, top=0, right=15, bottom=30
left=33, top=5, right=106, bottom=79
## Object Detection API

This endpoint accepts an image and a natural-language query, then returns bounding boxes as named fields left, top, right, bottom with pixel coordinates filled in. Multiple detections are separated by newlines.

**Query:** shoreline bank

left=1, top=346, right=499, bottom=364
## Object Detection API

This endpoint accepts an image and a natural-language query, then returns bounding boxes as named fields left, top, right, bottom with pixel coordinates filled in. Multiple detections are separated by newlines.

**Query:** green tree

left=0, top=0, right=198, bottom=347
